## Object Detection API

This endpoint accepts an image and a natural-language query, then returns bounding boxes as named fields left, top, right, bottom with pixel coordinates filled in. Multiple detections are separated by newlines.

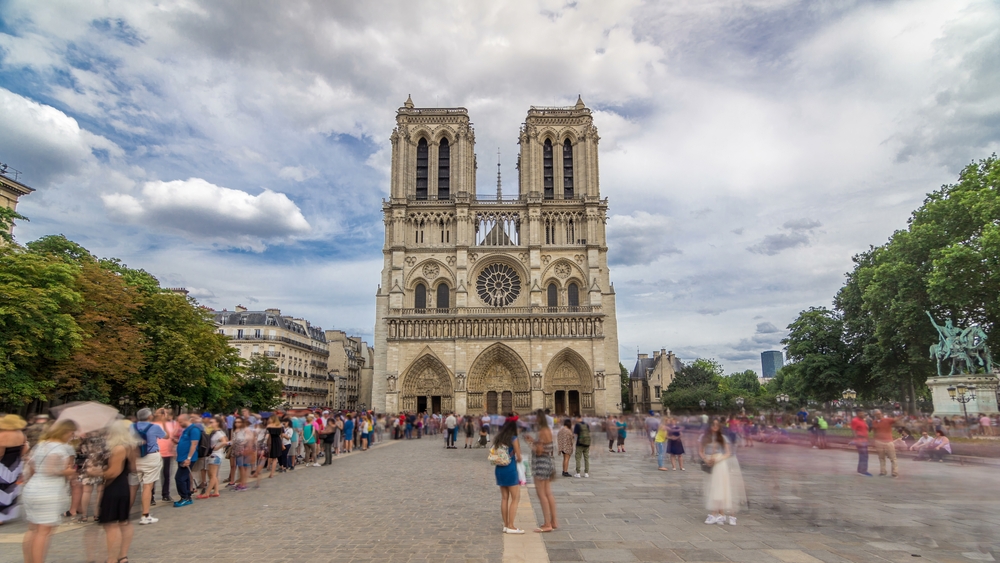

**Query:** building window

left=236, top=329, right=244, bottom=339
left=543, top=139, right=554, bottom=200
left=416, top=138, right=428, bottom=200
left=547, top=283, right=558, bottom=308
left=414, top=283, right=427, bottom=310
left=655, top=386, right=661, bottom=399
left=436, top=283, right=450, bottom=309
left=567, top=282, right=579, bottom=308
left=438, top=138, right=450, bottom=199
left=254, top=329, right=261, bottom=338
left=563, top=139, right=574, bottom=199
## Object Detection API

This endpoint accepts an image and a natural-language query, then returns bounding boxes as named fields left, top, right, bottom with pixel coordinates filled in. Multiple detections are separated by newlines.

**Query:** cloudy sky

left=2, top=0, right=998, bottom=373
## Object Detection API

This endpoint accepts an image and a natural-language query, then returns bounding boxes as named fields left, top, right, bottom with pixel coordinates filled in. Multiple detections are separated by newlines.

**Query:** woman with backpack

left=491, top=415, right=524, bottom=535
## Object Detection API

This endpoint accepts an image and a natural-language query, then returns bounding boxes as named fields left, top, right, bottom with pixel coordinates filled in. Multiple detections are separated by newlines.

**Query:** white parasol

left=55, top=402, right=121, bottom=435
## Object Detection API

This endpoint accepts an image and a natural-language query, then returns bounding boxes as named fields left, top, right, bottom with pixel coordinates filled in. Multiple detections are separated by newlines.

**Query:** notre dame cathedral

left=372, top=96, right=620, bottom=416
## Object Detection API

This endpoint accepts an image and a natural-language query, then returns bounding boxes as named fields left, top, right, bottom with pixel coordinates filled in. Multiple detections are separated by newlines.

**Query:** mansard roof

left=212, top=310, right=327, bottom=343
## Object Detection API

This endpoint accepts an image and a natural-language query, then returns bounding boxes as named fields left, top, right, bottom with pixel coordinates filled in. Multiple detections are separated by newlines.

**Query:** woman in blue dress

left=493, top=416, right=524, bottom=534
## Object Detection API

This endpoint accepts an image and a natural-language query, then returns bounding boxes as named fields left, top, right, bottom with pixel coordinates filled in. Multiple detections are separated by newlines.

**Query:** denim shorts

left=209, top=453, right=223, bottom=466
left=235, top=455, right=252, bottom=468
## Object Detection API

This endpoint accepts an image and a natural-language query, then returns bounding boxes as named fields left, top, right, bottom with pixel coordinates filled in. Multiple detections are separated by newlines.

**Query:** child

left=477, top=425, right=489, bottom=448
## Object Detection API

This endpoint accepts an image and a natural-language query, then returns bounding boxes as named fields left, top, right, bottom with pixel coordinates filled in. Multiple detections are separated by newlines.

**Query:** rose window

left=476, top=263, right=521, bottom=307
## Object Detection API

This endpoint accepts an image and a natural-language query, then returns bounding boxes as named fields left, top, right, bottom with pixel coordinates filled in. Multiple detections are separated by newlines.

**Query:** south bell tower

left=373, top=96, right=619, bottom=416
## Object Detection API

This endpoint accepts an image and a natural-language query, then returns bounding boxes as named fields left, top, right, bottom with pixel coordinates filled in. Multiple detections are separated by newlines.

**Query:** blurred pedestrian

left=666, top=417, right=686, bottom=471
left=699, top=418, right=746, bottom=526
left=526, top=409, right=557, bottom=533
left=573, top=415, right=591, bottom=478
left=0, top=414, right=28, bottom=525
left=172, top=414, right=201, bottom=507
left=21, top=419, right=78, bottom=563
left=131, top=408, right=165, bottom=525
left=91, top=420, right=139, bottom=563
left=850, top=411, right=872, bottom=477
left=557, top=419, right=574, bottom=476
left=871, top=410, right=898, bottom=478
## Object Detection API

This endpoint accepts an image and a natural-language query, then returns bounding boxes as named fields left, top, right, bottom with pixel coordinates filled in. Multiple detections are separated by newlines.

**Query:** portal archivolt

left=466, top=343, right=531, bottom=414
left=400, top=354, right=453, bottom=414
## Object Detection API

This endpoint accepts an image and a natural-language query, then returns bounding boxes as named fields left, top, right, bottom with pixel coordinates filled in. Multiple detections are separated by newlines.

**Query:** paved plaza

left=1, top=436, right=998, bottom=563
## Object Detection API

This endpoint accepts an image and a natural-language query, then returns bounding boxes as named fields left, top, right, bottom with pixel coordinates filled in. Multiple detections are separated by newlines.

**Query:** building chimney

left=653, top=350, right=660, bottom=358
left=235, top=305, right=247, bottom=312
left=638, top=353, right=648, bottom=359
left=265, top=308, right=281, bottom=315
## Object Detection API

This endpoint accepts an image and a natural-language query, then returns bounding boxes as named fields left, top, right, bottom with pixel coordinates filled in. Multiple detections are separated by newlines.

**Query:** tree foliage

left=0, top=207, right=28, bottom=245
left=228, top=355, right=284, bottom=412
left=619, top=363, right=630, bottom=411
left=1, top=232, right=276, bottom=412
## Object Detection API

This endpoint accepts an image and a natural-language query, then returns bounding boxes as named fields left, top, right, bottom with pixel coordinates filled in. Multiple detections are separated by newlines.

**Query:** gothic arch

left=400, top=352, right=454, bottom=413
left=466, top=343, right=532, bottom=413
left=433, top=128, right=457, bottom=145
left=540, top=258, right=585, bottom=285
left=408, top=127, right=434, bottom=145
left=543, top=348, right=593, bottom=394
left=406, top=259, right=454, bottom=289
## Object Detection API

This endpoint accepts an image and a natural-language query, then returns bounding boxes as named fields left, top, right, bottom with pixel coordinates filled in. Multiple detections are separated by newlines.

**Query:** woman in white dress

left=698, top=418, right=746, bottom=526
left=21, top=419, right=78, bottom=563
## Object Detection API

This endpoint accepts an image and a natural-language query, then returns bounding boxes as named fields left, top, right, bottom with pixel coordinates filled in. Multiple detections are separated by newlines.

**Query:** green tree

left=725, top=369, right=762, bottom=395
left=228, top=355, right=284, bottom=411
left=619, top=362, right=630, bottom=411
left=781, top=307, right=854, bottom=402
left=0, top=207, right=27, bottom=245
left=663, top=359, right=725, bottom=412
left=0, top=245, right=83, bottom=405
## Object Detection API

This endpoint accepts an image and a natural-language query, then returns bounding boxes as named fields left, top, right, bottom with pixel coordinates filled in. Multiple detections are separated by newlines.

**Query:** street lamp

left=699, top=399, right=707, bottom=411
left=713, top=400, right=723, bottom=411
left=735, top=396, right=745, bottom=415
left=841, top=389, right=856, bottom=410
left=946, top=384, right=976, bottom=420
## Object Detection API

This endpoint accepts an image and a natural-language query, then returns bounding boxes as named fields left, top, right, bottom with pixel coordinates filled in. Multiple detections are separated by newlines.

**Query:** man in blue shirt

left=132, top=408, right=166, bottom=524
left=173, top=414, right=202, bottom=507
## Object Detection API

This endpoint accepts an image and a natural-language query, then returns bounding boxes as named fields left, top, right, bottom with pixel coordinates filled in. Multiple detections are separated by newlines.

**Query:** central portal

left=467, top=343, right=531, bottom=414
left=400, top=354, right=453, bottom=414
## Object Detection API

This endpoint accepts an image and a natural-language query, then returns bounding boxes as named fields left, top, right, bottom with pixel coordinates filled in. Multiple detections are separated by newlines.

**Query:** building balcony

left=227, top=334, right=329, bottom=357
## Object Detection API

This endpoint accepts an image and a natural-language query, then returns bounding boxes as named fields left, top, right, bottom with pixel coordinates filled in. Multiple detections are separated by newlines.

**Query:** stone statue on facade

left=386, top=373, right=398, bottom=393
left=455, top=371, right=466, bottom=392
left=927, top=311, right=993, bottom=376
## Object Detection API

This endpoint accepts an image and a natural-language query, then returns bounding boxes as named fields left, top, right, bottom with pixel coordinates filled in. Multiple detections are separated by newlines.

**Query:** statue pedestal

left=927, top=375, right=999, bottom=417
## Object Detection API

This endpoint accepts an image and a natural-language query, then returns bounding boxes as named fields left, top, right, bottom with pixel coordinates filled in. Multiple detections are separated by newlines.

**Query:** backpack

left=196, top=427, right=212, bottom=460
left=488, top=444, right=512, bottom=466
left=576, top=422, right=591, bottom=447
left=133, top=423, right=151, bottom=457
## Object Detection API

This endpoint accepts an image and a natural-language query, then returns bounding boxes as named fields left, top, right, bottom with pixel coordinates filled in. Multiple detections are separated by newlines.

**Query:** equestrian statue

left=927, top=311, right=993, bottom=376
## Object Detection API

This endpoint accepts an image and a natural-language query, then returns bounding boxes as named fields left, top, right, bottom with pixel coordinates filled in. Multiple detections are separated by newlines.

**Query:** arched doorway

left=467, top=343, right=531, bottom=414
left=544, top=349, right=594, bottom=416
left=400, top=354, right=453, bottom=414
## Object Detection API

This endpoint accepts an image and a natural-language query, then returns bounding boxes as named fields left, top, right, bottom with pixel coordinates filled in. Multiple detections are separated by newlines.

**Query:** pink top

left=157, top=421, right=178, bottom=457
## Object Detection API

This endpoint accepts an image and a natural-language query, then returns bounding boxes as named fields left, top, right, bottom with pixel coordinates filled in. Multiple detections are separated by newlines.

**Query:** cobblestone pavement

left=532, top=437, right=1000, bottom=563
left=0, top=439, right=505, bottom=563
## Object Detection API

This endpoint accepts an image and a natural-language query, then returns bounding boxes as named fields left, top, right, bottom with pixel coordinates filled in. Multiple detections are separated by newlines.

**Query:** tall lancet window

left=414, top=283, right=427, bottom=310
left=547, top=283, right=558, bottom=308
left=416, top=138, right=429, bottom=200
left=436, top=283, right=450, bottom=310
left=438, top=138, right=450, bottom=200
left=567, top=282, right=579, bottom=308
left=543, top=139, right=554, bottom=200
left=563, top=139, right=574, bottom=199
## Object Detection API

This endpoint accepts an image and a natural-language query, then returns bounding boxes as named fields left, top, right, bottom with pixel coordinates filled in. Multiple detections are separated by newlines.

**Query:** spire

left=496, top=148, right=502, bottom=201
left=575, top=94, right=585, bottom=109
left=404, top=94, right=414, bottom=109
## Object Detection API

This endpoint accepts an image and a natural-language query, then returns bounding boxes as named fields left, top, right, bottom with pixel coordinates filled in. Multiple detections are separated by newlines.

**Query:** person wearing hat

left=0, top=414, right=29, bottom=525
left=23, top=414, right=49, bottom=451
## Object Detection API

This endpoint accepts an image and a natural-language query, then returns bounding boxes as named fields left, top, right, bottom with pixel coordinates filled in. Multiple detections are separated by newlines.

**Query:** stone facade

left=326, top=330, right=370, bottom=411
left=213, top=307, right=331, bottom=408
left=373, top=96, right=620, bottom=416
left=630, top=349, right=681, bottom=414
left=0, top=172, right=34, bottom=241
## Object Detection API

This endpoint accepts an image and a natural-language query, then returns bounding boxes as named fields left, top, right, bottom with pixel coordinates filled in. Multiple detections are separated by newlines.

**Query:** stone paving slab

left=528, top=440, right=1000, bottom=563
left=0, top=439, right=505, bottom=563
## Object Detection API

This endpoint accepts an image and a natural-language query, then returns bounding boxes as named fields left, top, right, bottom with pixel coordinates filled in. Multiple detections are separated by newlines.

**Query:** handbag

left=488, top=445, right=511, bottom=467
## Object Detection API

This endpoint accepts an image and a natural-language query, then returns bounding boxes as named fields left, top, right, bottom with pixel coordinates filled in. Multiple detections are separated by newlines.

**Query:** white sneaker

left=583, top=473, right=589, bottom=478
left=704, top=515, right=718, bottom=525
left=727, top=516, right=737, bottom=526
left=573, top=473, right=581, bottom=478
left=716, top=515, right=726, bottom=525
left=139, top=515, right=158, bottom=525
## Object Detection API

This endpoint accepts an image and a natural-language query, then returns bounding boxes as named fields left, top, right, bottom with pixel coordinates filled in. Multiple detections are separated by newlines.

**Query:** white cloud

left=607, top=211, right=682, bottom=266
left=102, top=178, right=311, bottom=251
left=278, top=166, right=318, bottom=182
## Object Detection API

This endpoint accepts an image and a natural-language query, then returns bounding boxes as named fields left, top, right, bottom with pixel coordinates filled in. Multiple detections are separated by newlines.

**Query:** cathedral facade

left=373, top=96, right=620, bottom=416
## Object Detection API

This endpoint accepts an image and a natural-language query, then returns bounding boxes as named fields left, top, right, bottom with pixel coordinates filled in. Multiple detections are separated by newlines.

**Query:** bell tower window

left=563, top=139, right=573, bottom=199
left=438, top=138, right=450, bottom=200
left=414, top=283, right=427, bottom=310
left=543, top=139, right=554, bottom=200
left=416, top=138, right=429, bottom=200
left=547, top=283, right=558, bottom=308
left=436, top=283, right=450, bottom=310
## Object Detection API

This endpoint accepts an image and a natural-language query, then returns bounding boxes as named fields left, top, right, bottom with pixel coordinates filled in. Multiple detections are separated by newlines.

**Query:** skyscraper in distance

left=761, top=350, right=783, bottom=378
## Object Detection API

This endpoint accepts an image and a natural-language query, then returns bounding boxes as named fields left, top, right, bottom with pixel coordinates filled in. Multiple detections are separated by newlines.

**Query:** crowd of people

left=0, top=406, right=382, bottom=563
left=0, top=403, right=992, bottom=561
